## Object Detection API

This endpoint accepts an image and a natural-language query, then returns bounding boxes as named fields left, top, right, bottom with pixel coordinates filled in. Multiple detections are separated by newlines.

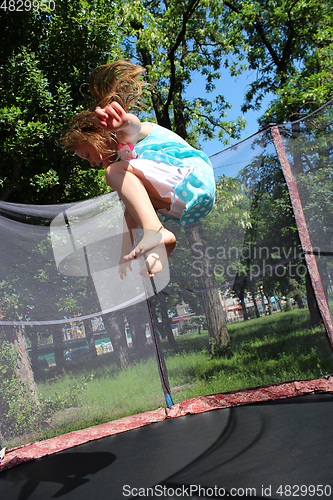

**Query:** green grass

left=9, top=308, right=333, bottom=447
left=36, top=356, right=165, bottom=440
left=166, top=309, right=333, bottom=402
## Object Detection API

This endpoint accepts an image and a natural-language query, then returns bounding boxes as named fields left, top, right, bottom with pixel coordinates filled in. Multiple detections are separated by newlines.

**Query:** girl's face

left=75, top=143, right=111, bottom=169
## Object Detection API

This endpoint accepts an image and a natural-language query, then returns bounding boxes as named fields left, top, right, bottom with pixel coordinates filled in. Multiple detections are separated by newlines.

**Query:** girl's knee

left=117, top=160, right=131, bottom=170
left=107, top=160, right=130, bottom=175
left=105, top=161, right=131, bottom=188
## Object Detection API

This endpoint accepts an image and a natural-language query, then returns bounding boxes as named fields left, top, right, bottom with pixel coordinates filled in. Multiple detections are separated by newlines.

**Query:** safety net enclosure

left=0, top=100, right=333, bottom=464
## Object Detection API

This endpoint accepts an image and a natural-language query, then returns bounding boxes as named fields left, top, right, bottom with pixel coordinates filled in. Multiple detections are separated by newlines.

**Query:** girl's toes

left=124, top=247, right=138, bottom=260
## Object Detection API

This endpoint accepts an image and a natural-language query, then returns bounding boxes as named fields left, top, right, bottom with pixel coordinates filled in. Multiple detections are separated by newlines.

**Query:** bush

left=0, top=334, right=93, bottom=443
left=0, top=338, right=40, bottom=440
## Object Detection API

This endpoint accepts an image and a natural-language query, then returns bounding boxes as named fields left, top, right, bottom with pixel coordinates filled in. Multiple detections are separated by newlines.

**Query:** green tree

left=219, top=0, right=333, bottom=123
left=216, top=1, right=333, bottom=327
left=0, top=1, right=123, bottom=204
left=239, top=150, right=305, bottom=312
left=118, top=0, right=246, bottom=146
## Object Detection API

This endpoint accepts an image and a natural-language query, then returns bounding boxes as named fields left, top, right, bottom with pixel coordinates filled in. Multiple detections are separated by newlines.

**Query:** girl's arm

left=94, top=101, right=151, bottom=144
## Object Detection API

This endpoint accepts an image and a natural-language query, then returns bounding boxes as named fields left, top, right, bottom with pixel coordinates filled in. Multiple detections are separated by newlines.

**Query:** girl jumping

left=62, top=61, right=215, bottom=279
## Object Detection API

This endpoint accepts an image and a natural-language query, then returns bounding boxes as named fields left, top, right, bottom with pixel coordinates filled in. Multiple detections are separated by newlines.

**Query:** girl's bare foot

left=139, top=237, right=176, bottom=277
left=123, top=226, right=176, bottom=263
left=122, top=226, right=176, bottom=277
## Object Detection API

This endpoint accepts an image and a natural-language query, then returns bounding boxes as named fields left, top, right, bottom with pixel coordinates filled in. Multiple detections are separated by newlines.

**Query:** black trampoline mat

left=0, top=394, right=332, bottom=500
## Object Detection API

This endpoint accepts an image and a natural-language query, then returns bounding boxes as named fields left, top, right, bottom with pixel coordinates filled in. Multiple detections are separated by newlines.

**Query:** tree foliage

left=0, top=1, right=122, bottom=204
left=219, top=0, right=333, bottom=123
left=118, top=0, right=246, bottom=146
left=2, top=0, right=332, bottom=204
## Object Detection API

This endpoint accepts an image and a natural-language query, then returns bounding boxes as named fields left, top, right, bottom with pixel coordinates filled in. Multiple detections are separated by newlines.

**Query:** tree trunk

left=305, top=271, right=322, bottom=327
left=159, top=294, right=176, bottom=347
left=267, top=300, right=273, bottom=315
left=239, top=293, right=249, bottom=321
left=262, top=289, right=273, bottom=315
left=295, top=294, right=304, bottom=309
left=53, top=326, right=65, bottom=374
left=83, top=319, right=97, bottom=358
left=12, top=326, right=39, bottom=406
left=259, top=288, right=268, bottom=315
left=104, top=312, right=130, bottom=369
left=26, top=326, right=39, bottom=372
left=126, top=303, right=150, bottom=360
left=184, top=222, right=230, bottom=353
left=250, top=287, right=260, bottom=318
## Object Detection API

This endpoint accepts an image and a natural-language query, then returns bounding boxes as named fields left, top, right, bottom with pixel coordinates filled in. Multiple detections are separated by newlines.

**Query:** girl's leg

left=118, top=208, right=137, bottom=280
left=106, top=161, right=176, bottom=276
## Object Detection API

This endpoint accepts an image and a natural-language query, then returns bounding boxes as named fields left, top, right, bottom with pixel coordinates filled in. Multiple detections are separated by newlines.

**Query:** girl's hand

left=94, top=101, right=127, bottom=131
left=94, top=101, right=149, bottom=144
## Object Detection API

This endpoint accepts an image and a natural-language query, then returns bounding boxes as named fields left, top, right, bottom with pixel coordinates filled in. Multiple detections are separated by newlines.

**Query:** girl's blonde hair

left=61, top=60, right=146, bottom=159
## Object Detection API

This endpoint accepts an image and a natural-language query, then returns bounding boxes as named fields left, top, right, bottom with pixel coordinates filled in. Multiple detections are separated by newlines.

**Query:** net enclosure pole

left=145, top=275, right=174, bottom=408
left=271, top=125, right=333, bottom=349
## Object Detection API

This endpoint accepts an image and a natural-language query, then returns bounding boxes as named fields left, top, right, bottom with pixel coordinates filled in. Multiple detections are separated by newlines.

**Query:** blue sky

left=186, top=69, right=274, bottom=158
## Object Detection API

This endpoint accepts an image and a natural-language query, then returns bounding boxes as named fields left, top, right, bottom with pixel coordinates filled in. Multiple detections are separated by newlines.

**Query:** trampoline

left=1, top=102, right=333, bottom=499
left=1, top=394, right=332, bottom=499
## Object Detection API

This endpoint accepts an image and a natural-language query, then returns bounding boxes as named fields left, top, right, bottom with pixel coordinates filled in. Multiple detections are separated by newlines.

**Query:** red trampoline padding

left=166, top=375, right=333, bottom=417
left=1, top=375, right=332, bottom=472
left=0, top=408, right=166, bottom=472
